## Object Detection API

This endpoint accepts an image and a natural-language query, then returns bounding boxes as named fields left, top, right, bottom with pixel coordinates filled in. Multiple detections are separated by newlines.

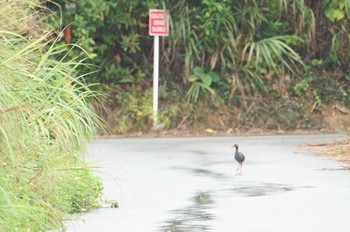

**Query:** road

left=64, top=134, right=350, bottom=232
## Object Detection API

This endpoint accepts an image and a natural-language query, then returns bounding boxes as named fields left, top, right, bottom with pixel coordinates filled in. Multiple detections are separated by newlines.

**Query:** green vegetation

left=0, top=0, right=103, bottom=230
left=49, top=0, right=350, bottom=133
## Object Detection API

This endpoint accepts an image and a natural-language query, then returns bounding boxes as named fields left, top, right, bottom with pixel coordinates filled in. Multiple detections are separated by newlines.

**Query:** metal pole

left=153, top=35, right=159, bottom=125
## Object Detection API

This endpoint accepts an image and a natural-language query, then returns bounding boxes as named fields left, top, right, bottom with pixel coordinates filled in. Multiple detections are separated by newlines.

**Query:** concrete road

left=64, top=134, right=350, bottom=232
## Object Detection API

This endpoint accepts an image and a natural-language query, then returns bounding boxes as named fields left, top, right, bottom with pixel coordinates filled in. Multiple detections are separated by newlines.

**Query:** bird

left=233, top=144, right=245, bottom=174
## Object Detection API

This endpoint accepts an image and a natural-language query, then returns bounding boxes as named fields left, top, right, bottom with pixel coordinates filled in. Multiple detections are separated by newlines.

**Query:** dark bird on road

left=233, top=144, right=245, bottom=174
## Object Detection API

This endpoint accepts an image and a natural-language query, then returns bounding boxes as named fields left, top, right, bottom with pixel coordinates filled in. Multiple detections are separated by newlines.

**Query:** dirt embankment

left=301, top=137, right=350, bottom=170
left=300, top=106, right=350, bottom=166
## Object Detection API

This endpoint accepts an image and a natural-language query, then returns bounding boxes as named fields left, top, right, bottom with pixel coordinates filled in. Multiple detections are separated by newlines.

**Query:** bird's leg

left=236, top=163, right=241, bottom=174
left=238, top=163, right=242, bottom=174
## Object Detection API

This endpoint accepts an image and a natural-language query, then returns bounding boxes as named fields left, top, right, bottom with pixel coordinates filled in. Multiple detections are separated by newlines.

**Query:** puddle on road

left=189, top=150, right=212, bottom=156
left=160, top=192, right=215, bottom=232
left=172, top=166, right=229, bottom=180
left=191, top=168, right=228, bottom=179
left=159, top=182, right=309, bottom=232
left=223, top=182, right=314, bottom=197
left=172, top=166, right=313, bottom=198
left=223, top=182, right=294, bottom=197
left=165, top=166, right=315, bottom=231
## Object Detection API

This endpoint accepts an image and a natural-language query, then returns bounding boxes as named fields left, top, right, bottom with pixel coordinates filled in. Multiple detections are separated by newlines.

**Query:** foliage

left=48, top=0, right=350, bottom=133
left=0, top=0, right=103, bottom=230
left=324, top=0, right=350, bottom=22
left=186, top=67, right=219, bottom=103
left=103, top=85, right=181, bottom=133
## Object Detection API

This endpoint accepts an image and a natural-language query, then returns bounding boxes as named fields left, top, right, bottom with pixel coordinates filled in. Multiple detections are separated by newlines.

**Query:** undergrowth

left=98, top=81, right=333, bottom=135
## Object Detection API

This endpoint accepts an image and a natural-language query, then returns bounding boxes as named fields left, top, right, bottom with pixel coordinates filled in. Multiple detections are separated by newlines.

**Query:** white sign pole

left=150, top=9, right=168, bottom=127
left=153, top=35, right=159, bottom=125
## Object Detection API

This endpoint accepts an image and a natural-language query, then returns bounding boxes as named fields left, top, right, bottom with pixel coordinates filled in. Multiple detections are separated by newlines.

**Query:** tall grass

left=0, top=0, right=103, bottom=230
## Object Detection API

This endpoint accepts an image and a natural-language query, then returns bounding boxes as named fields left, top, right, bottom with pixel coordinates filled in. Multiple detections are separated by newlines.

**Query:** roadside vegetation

left=0, top=0, right=103, bottom=230
left=48, top=0, right=350, bottom=135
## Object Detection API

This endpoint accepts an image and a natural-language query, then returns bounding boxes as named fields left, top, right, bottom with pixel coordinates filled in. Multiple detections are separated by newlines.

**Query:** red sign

left=149, top=10, right=169, bottom=36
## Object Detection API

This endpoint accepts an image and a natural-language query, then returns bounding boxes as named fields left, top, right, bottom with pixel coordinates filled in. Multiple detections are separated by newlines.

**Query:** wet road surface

left=64, top=134, right=350, bottom=232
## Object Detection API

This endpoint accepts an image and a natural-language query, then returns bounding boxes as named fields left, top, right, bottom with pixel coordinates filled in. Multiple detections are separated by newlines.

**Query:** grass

left=0, top=0, right=104, bottom=231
